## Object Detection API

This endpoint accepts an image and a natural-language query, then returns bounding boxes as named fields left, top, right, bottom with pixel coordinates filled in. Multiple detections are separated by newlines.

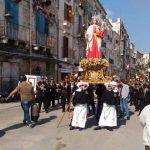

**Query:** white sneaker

left=26, top=124, right=34, bottom=128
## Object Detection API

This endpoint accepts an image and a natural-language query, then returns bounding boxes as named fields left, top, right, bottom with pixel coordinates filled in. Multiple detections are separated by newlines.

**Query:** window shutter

left=64, top=3, right=67, bottom=21
left=63, top=36, right=68, bottom=57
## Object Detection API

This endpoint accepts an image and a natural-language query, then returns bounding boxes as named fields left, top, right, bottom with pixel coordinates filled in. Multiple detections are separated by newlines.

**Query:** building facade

left=0, top=0, right=145, bottom=91
left=0, top=0, right=61, bottom=90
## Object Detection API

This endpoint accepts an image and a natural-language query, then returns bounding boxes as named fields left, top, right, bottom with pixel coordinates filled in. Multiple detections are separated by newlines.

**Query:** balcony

left=0, top=20, right=55, bottom=49
left=0, top=20, right=29, bottom=42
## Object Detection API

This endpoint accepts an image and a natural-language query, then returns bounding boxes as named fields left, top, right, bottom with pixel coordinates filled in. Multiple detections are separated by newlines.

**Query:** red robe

left=87, top=25, right=105, bottom=59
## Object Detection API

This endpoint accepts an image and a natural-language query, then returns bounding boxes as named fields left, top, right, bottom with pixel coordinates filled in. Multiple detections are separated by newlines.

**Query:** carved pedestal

left=79, top=58, right=109, bottom=84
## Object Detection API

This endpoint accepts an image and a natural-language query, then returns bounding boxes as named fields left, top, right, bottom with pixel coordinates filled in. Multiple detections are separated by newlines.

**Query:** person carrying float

left=70, top=81, right=89, bottom=131
left=94, top=82, right=117, bottom=131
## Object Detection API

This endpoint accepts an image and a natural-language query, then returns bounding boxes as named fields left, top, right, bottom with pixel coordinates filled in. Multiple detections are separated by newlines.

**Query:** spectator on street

left=6, top=75, right=35, bottom=128
left=119, top=80, right=130, bottom=120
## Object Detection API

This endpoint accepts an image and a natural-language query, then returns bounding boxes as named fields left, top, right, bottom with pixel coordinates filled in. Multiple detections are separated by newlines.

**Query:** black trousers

left=145, top=145, right=150, bottom=150
left=130, top=97, right=134, bottom=106
left=43, top=96, right=50, bottom=111
left=89, top=98, right=96, bottom=113
left=49, top=97, right=55, bottom=108
left=96, top=100, right=103, bottom=122
left=61, top=94, right=70, bottom=111
left=134, top=98, right=140, bottom=111
left=36, top=97, right=45, bottom=113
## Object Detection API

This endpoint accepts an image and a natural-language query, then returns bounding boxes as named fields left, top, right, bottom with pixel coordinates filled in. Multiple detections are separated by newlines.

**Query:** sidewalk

left=0, top=102, right=20, bottom=111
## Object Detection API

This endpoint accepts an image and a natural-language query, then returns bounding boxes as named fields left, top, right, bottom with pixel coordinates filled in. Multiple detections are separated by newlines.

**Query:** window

left=63, top=36, right=69, bottom=57
left=36, top=12, right=46, bottom=45
left=64, top=3, right=72, bottom=23
left=5, top=0, right=19, bottom=38
left=78, top=15, right=82, bottom=33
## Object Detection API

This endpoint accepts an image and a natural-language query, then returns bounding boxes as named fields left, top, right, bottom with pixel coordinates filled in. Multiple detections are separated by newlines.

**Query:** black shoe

left=70, top=126, right=75, bottom=130
left=45, top=109, right=49, bottom=113
left=79, top=127, right=84, bottom=131
left=94, top=126, right=102, bottom=130
left=127, top=116, right=130, bottom=120
left=118, top=116, right=124, bottom=119
left=23, top=120, right=27, bottom=125
left=106, top=127, right=113, bottom=131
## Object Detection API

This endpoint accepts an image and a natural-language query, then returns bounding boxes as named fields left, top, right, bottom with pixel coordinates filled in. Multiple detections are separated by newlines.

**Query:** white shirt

left=139, top=105, right=150, bottom=146
left=121, top=84, right=129, bottom=99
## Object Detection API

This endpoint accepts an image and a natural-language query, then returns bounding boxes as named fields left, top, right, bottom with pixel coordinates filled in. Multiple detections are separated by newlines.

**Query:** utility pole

left=29, top=0, right=32, bottom=75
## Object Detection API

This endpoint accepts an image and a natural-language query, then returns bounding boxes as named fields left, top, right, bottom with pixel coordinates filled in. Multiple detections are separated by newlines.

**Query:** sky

left=100, top=0, right=150, bottom=53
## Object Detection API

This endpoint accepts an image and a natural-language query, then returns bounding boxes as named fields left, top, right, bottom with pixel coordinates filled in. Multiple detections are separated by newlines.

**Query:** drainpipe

left=29, top=0, right=32, bottom=75
left=56, top=0, right=59, bottom=82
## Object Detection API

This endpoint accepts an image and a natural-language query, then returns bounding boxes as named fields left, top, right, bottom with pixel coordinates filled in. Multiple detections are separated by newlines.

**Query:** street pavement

left=0, top=102, right=144, bottom=150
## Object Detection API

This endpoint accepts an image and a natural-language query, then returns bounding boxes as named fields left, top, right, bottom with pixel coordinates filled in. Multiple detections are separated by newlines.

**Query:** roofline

left=95, top=0, right=107, bottom=15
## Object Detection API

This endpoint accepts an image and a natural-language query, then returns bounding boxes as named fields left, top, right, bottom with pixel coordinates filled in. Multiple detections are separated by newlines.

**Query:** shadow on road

left=86, top=115, right=97, bottom=129
left=115, top=110, right=135, bottom=129
left=0, top=115, right=57, bottom=138
left=36, top=115, right=57, bottom=126
left=85, top=110, right=135, bottom=130
left=0, top=123, right=24, bottom=138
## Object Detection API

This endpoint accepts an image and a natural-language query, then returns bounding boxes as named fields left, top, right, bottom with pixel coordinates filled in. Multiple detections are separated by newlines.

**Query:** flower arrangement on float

left=79, top=58, right=109, bottom=70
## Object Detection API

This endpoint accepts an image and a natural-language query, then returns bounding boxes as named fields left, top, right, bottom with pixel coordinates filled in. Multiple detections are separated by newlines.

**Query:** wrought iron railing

left=0, top=20, right=56, bottom=49
left=0, top=20, right=29, bottom=42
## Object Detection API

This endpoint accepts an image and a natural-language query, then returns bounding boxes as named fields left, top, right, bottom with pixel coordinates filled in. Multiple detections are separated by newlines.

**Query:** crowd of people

left=6, top=75, right=150, bottom=149
left=6, top=75, right=150, bottom=128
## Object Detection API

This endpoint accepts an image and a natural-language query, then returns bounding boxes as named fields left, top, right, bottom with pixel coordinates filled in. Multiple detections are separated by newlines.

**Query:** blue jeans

left=120, top=98, right=129, bottom=117
left=21, top=100, right=32, bottom=124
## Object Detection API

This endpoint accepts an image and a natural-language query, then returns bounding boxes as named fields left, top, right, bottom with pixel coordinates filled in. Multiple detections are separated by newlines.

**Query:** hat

left=77, top=81, right=89, bottom=89
left=110, top=81, right=118, bottom=86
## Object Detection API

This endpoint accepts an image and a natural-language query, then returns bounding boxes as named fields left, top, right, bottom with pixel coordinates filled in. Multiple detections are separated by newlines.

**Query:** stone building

left=0, top=0, right=61, bottom=90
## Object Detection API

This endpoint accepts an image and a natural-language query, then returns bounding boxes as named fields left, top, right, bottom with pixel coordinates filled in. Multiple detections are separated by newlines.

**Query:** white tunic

left=139, top=105, right=150, bottom=147
left=71, top=104, right=88, bottom=128
left=99, top=103, right=117, bottom=127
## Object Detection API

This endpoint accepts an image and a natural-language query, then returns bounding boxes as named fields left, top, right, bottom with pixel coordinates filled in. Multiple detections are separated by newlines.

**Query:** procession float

left=79, top=16, right=109, bottom=83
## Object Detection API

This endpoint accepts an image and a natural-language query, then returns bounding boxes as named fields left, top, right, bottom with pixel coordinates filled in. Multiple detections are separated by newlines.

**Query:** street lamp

left=0, top=36, right=8, bottom=44
left=33, top=44, right=39, bottom=51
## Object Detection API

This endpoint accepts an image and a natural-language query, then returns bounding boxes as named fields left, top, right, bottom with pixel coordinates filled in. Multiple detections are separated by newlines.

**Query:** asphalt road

left=0, top=102, right=144, bottom=150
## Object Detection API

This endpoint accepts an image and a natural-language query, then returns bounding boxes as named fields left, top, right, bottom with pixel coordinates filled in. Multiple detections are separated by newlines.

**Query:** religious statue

left=79, top=16, right=109, bottom=83
left=85, top=17, right=105, bottom=59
